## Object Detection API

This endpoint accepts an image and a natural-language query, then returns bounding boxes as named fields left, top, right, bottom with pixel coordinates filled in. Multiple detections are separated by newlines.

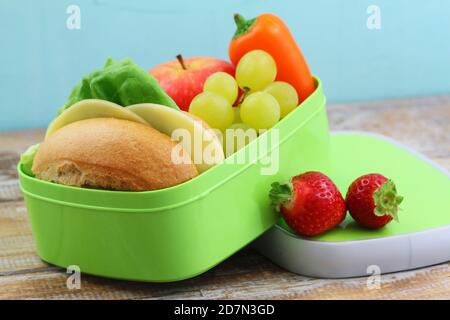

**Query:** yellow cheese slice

left=127, top=103, right=224, bottom=173
left=45, top=99, right=149, bottom=139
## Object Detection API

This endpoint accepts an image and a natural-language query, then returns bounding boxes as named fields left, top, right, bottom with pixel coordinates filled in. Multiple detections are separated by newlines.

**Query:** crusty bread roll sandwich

left=32, top=118, right=198, bottom=191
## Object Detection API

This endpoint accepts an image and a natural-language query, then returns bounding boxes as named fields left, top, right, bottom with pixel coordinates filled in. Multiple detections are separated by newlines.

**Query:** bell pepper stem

left=234, top=13, right=247, bottom=29
left=232, top=13, right=256, bottom=39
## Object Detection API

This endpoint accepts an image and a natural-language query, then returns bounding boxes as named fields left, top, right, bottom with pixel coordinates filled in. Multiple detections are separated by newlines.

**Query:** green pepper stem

left=234, top=13, right=247, bottom=29
left=232, top=13, right=256, bottom=39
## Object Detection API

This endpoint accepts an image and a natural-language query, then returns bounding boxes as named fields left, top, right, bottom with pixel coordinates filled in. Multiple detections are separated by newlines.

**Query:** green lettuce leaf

left=58, top=57, right=178, bottom=115
left=20, top=143, right=40, bottom=176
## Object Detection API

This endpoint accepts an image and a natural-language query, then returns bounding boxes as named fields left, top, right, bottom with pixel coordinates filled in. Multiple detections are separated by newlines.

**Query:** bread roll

left=32, top=118, right=198, bottom=191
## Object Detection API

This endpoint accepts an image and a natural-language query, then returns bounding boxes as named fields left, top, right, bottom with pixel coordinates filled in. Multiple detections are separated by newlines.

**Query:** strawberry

left=269, top=171, right=346, bottom=237
left=346, top=173, right=403, bottom=229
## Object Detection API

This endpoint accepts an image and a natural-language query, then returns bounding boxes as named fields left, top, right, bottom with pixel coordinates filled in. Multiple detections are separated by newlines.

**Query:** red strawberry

left=346, top=174, right=403, bottom=229
left=270, top=171, right=346, bottom=237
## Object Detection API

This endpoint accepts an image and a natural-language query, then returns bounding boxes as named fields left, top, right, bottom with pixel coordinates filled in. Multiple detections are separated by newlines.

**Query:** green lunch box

left=18, top=77, right=331, bottom=282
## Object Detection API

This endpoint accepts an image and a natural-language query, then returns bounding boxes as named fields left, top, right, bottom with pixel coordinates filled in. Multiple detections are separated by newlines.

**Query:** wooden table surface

left=1, top=95, right=449, bottom=300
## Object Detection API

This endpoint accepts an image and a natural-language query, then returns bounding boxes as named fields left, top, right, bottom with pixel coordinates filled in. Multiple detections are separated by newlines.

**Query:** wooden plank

left=0, top=201, right=47, bottom=273
left=1, top=252, right=449, bottom=299
left=0, top=128, right=44, bottom=154
left=328, top=95, right=450, bottom=158
left=0, top=96, right=449, bottom=299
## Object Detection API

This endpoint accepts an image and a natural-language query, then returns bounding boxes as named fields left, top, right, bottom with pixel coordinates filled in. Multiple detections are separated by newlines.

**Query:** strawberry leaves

left=373, top=180, right=403, bottom=222
left=269, top=181, right=293, bottom=212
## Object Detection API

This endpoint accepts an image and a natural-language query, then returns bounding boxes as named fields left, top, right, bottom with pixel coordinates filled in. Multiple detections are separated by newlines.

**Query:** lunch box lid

left=255, top=131, right=450, bottom=278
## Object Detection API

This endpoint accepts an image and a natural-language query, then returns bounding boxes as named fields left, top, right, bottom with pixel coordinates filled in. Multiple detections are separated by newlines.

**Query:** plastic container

left=19, top=77, right=331, bottom=282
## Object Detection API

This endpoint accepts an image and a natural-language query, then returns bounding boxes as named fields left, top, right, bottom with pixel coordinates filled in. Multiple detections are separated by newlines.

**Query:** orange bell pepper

left=229, top=13, right=315, bottom=103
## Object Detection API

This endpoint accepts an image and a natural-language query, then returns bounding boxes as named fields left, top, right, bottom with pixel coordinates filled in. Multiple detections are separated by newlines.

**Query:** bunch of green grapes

left=189, top=49, right=299, bottom=156
left=189, top=72, right=236, bottom=132
left=236, top=50, right=299, bottom=130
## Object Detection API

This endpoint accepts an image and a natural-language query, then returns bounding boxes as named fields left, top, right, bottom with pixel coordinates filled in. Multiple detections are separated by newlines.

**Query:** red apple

left=149, top=55, right=235, bottom=111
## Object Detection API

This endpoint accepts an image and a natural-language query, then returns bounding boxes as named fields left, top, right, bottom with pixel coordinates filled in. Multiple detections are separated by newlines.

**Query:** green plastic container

left=18, top=77, right=330, bottom=282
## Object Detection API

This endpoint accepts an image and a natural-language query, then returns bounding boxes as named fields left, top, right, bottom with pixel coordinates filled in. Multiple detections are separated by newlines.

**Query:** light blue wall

left=1, top=0, right=450, bottom=131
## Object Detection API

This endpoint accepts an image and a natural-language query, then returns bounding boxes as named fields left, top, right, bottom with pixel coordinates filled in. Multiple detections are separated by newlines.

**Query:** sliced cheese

left=127, top=103, right=224, bottom=173
left=45, top=99, right=149, bottom=139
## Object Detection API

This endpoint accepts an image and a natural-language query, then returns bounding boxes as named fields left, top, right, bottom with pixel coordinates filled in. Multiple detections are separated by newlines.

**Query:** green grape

left=189, top=92, right=234, bottom=131
left=235, top=50, right=277, bottom=91
left=264, top=81, right=299, bottom=118
left=223, top=123, right=257, bottom=157
left=240, top=92, right=280, bottom=129
left=203, top=72, right=238, bottom=104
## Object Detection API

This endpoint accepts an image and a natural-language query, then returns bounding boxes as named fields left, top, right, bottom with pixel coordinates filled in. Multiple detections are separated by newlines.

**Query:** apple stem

left=176, top=54, right=187, bottom=70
